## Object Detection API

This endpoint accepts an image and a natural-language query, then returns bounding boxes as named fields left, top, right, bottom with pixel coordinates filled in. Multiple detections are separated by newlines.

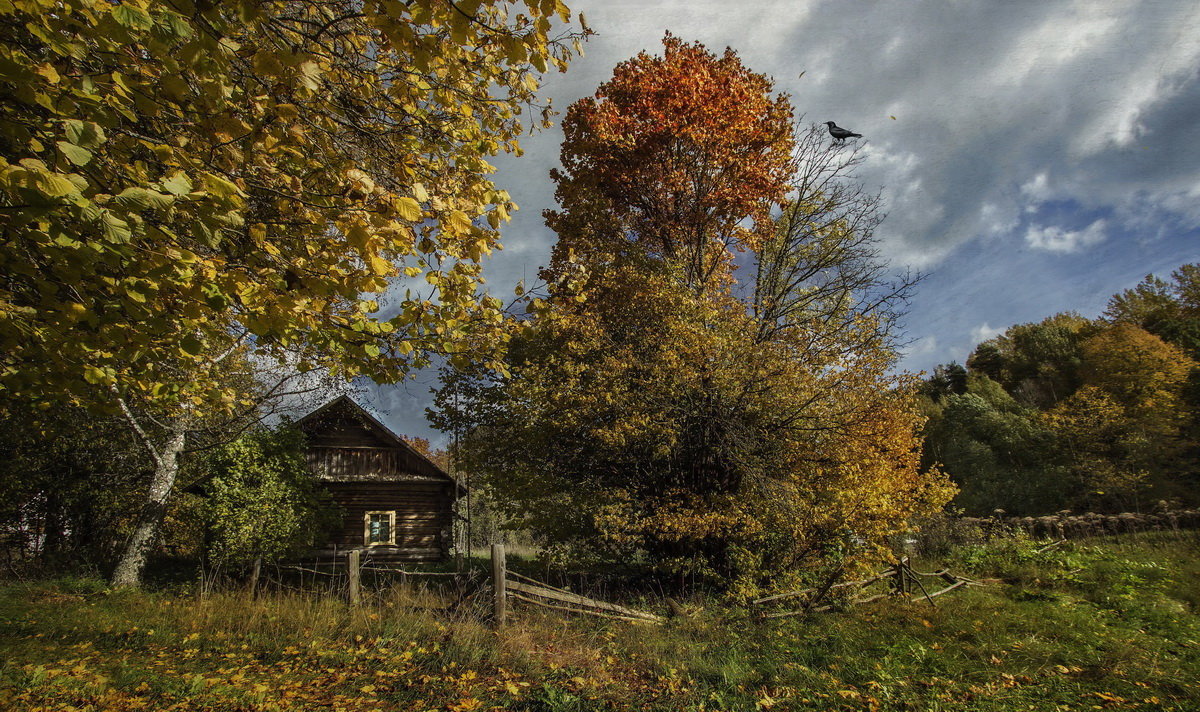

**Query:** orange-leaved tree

left=545, top=32, right=794, bottom=292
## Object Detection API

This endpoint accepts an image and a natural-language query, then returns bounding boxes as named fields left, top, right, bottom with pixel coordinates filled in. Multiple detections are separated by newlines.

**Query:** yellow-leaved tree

left=1043, top=323, right=1196, bottom=510
left=0, top=0, right=588, bottom=585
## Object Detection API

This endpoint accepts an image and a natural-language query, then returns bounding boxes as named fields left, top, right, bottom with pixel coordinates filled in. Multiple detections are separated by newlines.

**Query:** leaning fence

left=488, top=544, right=662, bottom=627
left=748, top=557, right=982, bottom=619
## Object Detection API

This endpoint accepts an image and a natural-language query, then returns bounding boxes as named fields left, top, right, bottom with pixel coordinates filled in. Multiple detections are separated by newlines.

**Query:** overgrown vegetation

left=2, top=533, right=1197, bottom=710
left=1, top=8, right=1197, bottom=709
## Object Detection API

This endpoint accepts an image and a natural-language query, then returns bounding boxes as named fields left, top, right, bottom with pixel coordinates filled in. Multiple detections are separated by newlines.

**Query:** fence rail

left=751, top=557, right=981, bottom=618
left=489, top=544, right=663, bottom=627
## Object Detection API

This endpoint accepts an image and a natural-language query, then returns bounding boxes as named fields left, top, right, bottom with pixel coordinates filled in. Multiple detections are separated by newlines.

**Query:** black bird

left=825, top=121, right=862, bottom=143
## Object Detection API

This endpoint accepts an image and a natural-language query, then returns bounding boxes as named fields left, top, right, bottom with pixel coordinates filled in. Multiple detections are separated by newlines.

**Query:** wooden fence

left=489, top=544, right=662, bottom=627
left=959, top=508, right=1200, bottom=540
left=258, top=549, right=468, bottom=603
left=749, top=557, right=981, bottom=618
left=259, top=547, right=981, bottom=627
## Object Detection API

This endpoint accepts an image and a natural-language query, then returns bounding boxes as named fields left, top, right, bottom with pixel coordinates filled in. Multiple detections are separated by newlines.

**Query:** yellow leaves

left=367, top=254, right=394, bottom=277
left=446, top=210, right=474, bottom=235
left=395, top=196, right=423, bottom=222
left=34, top=62, right=60, bottom=84
left=82, top=365, right=114, bottom=385
left=160, top=171, right=192, bottom=196
left=344, top=168, right=376, bottom=195
left=200, top=172, right=245, bottom=200
left=111, top=3, right=153, bottom=31
left=344, top=221, right=372, bottom=250
left=55, top=139, right=92, bottom=166
left=4, top=158, right=80, bottom=199
left=1, top=0, right=574, bottom=414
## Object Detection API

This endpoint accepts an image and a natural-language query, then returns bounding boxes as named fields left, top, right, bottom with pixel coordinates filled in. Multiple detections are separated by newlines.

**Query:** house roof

left=296, top=395, right=463, bottom=492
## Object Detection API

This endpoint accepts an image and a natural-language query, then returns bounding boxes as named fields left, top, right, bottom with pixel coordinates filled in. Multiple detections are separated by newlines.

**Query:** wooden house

left=296, top=396, right=460, bottom=561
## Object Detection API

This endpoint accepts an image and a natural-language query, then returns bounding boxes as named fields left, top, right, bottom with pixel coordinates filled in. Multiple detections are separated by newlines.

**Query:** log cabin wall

left=321, top=481, right=453, bottom=561
left=297, top=396, right=460, bottom=562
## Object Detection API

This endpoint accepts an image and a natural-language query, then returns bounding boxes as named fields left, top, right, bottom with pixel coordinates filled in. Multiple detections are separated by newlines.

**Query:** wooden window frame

left=363, top=510, right=396, bottom=546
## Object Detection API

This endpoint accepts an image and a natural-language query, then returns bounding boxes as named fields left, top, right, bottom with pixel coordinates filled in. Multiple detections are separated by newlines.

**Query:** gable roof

left=296, top=395, right=458, bottom=488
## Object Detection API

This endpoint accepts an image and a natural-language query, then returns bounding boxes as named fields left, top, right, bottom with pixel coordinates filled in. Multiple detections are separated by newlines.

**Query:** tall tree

left=437, top=37, right=951, bottom=593
left=0, top=0, right=587, bottom=585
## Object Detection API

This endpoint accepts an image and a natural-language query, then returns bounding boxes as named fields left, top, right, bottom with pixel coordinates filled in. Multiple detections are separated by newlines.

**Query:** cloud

left=970, top=322, right=1006, bottom=344
left=481, top=0, right=1200, bottom=278
left=1025, top=219, right=1108, bottom=253
left=362, top=0, right=1200, bottom=436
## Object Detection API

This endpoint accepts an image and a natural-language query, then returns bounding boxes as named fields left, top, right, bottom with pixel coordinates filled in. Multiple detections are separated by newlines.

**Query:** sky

left=362, top=0, right=1200, bottom=446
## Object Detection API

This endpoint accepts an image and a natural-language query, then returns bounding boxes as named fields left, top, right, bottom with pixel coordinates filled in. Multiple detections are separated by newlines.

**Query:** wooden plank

left=925, top=580, right=969, bottom=599
left=509, top=593, right=657, bottom=624
left=492, top=544, right=506, bottom=628
left=506, top=580, right=662, bottom=622
left=507, top=569, right=577, bottom=595
left=753, top=587, right=815, bottom=605
left=357, top=566, right=462, bottom=577
left=348, top=550, right=361, bottom=605
left=752, top=569, right=896, bottom=605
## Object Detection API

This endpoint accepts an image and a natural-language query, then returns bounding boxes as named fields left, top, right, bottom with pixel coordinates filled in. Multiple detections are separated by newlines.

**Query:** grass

left=1, top=532, right=1198, bottom=711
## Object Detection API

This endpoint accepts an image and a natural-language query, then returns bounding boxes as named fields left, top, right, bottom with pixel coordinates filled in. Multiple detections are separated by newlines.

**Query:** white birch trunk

left=111, top=425, right=186, bottom=588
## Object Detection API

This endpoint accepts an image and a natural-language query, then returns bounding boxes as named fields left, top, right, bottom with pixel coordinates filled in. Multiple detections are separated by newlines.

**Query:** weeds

left=2, top=533, right=1199, bottom=710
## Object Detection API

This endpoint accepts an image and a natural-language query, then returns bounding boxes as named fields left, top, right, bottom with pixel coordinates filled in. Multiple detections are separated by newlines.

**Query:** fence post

left=491, top=543, right=506, bottom=628
left=348, top=549, right=361, bottom=606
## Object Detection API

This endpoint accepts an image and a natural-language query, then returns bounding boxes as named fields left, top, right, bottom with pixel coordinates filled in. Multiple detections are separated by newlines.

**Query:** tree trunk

left=111, top=426, right=186, bottom=588
left=249, top=555, right=263, bottom=599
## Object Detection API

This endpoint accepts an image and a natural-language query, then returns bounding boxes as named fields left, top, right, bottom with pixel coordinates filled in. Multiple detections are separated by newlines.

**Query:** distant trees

left=435, top=36, right=952, bottom=594
left=919, top=374, right=1068, bottom=516
left=923, top=264, right=1200, bottom=515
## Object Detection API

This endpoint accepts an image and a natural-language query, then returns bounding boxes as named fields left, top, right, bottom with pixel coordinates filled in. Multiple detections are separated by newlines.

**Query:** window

left=364, top=511, right=395, bottom=546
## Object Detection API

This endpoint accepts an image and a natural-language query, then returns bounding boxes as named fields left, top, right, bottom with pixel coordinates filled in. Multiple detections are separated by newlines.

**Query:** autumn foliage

left=546, top=33, right=794, bottom=288
left=0, top=0, right=588, bottom=587
left=437, top=37, right=952, bottom=594
left=0, top=0, right=586, bottom=411
left=925, top=265, right=1200, bottom=515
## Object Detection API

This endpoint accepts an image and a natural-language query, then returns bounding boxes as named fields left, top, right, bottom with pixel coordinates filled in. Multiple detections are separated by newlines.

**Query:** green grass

left=1, top=532, right=1198, bottom=710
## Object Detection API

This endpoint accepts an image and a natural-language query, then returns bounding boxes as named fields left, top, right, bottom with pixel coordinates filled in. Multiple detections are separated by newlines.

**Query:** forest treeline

left=920, top=264, right=1200, bottom=516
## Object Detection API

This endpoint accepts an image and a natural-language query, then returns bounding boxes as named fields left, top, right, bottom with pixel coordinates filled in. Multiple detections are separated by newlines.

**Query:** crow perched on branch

left=825, top=121, right=862, bottom=143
